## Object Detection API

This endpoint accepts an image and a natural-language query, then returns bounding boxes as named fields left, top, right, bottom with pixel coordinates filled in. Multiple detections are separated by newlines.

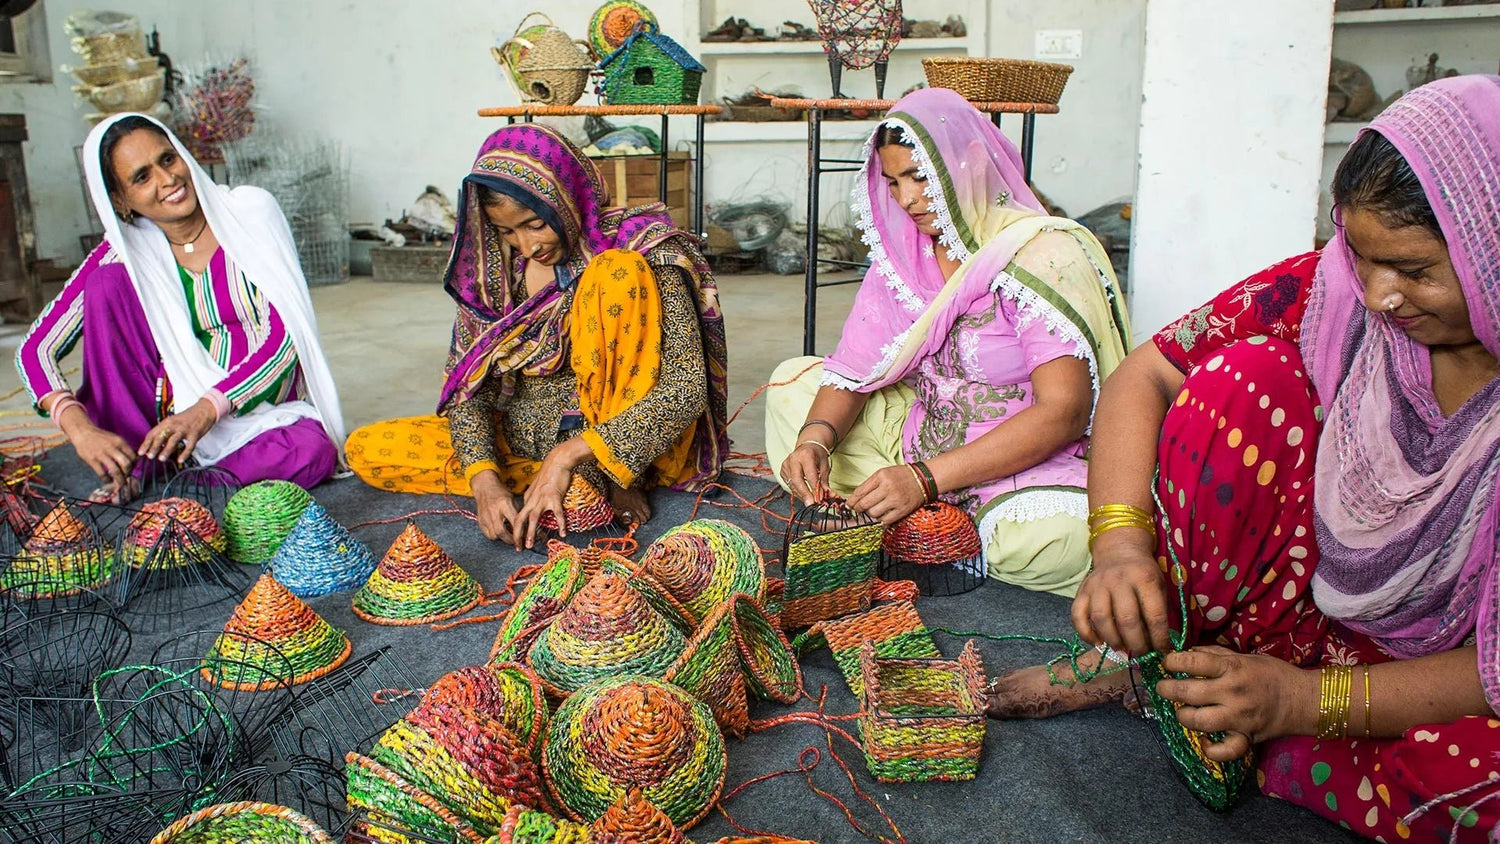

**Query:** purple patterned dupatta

left=1303, top=76, right=1500, bottom=704
left=437, top=124, right=729, bottom=490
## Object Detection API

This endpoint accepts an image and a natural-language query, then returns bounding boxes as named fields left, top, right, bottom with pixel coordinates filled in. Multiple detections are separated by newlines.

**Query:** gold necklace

left=165, top=217, right=210, bottom=254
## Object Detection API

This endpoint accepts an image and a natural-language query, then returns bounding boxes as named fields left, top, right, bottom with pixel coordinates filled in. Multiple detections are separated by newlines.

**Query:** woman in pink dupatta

left=766, top=88, right=1131, bottom=597
left=989, top=76, right=1500, bottom=841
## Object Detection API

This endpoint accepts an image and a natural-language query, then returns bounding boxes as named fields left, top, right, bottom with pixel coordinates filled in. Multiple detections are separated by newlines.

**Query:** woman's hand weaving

left=139, top=398, right=218, bottom=464
left=1155, top=646, right=1316, bottom=762
left=1072, top=529, right=1173, bottom=658
left=515, top=436, right=593, bottom=551
left=471, top=471, right=522, bottom=545
left=847, top=465, right=925, bottom=525
left=780, top=438, right=831, bottom=506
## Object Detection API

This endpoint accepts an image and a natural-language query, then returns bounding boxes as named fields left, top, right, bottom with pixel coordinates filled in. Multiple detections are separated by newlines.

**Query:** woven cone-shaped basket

left=544, top=675, right=726, bottom=828
left=538, top=475, right=614, bottom=533
left=591, top=788, right=686, bottom=844
left=267, top=502, right=376, bottom=597
left=664, top=597, right=749, bottom=738
left=222, top=480, right=312, bottom=564
left=529, top=572, right=686, bottom=697
left=638, top=519, right=765, bottom=627
left=353, top=523, right=482, bottom=625
left=150, top=800, right=334, bottom=844
left=124, top=497, right=228, bottom=568
left=489, top=543, right=593, bottom=663
left=4, top=502, right=116, bottom=598
left=208, top=574, right=351, bottom=689
left=370, top=701, right=544, bottom=837
left=345, top=752, right=486, bottom=844
left=419, top=662, right=550, bottom=762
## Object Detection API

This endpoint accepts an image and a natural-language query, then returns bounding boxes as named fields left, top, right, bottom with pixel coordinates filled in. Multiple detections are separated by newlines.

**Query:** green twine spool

left=221, top=481, right=312, bottom=565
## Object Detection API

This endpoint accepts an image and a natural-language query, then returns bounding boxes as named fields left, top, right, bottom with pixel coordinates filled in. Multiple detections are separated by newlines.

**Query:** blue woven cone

left=266, top=501, right=377, bottom=597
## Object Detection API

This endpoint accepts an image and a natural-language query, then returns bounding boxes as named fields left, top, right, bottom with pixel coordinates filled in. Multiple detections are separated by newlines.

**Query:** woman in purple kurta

left=15, top=113, right=343, bottom=501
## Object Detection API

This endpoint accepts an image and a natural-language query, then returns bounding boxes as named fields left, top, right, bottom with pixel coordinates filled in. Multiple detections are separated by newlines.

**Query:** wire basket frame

left=0, top=781, right=175, bottom=844
left=0, top=499, right=132, bottom=604
left=118, top=509, right=254, bottom=633
left=0, top=609, right=132, bottom=701
left=156, top=466, right=244, bottom=521
left=268, top=647, right=424, bottom=768
left=212, top=755, right=352, bottom=837
left=223, top=134, right=350, bottom=287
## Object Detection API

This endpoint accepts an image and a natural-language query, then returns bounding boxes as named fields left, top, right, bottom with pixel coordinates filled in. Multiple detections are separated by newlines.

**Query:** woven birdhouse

left=779, top=497, right=884, bottom=629
left=597, top=22, right=704, bottom=105
left=880, top=502, right=986, bottom=596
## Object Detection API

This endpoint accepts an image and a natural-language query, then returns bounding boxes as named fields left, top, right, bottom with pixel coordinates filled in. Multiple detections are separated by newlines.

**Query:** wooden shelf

left=1323, top=121, right=1368, bottom=145
left=704, top=119, right=881, bottom=142
left=697, top=36, right=969, bottom=56
left=1333, top=4, right=1500, bottom=25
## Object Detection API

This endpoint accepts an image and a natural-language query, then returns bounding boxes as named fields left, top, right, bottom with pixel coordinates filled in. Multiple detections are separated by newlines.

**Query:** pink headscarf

left=1303, top=76, right=1500, bottom=703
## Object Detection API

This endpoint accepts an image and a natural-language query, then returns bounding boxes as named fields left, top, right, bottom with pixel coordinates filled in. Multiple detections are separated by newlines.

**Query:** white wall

left=1128, top=0, right=1334, bottom=340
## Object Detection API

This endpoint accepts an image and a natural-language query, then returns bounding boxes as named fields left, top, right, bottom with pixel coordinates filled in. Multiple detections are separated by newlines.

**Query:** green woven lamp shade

left=352, top=523, right=482, bottom=625
left=528, top=571, right=686, bottom=697
left=542, top=675, right=725, bottom=828
left=637, top=519, right=765, bottom=626
left=221, top=480, right=312, bottom=564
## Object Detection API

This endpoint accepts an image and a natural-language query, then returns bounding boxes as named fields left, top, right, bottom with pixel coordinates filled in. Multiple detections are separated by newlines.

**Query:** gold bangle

left=1088, top=503, right=1153, bottom=528
left=795, top=439, right=833, bottom=459
left=1316, top=665, right=1353, bottom=740
left=1362, top=664, right=1372, bottom=738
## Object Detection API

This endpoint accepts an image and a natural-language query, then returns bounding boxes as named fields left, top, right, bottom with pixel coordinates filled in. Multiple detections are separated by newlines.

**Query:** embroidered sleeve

left=446, top=378, right=502, bottom=480
left=1152, top=251, right=1320, bottom=372
left=15, top=243, right=111, bottom=410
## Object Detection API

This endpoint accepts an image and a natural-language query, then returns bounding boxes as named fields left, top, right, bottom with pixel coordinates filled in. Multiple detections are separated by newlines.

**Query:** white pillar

left=1128, top=0, right=1334, bottom=341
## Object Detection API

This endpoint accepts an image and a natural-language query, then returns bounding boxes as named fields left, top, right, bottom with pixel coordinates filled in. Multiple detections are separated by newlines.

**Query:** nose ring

left=1381, top=294, right=1400, bottom=313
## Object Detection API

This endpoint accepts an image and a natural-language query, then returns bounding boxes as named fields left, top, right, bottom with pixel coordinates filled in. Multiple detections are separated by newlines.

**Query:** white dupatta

left=82, top=113, right=346, bottom=466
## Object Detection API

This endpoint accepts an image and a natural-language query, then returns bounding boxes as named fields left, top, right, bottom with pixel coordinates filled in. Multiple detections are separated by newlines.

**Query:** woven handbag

left=494, top=13, right=595, bottom=106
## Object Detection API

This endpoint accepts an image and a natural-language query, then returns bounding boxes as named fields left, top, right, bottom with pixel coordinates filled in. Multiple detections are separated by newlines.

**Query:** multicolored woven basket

left=345, top=751, right=486, bottom=844
left=1136, top=652, right=1251, bottom=811
left=222, top=480, right=312, bottom=564
left=588, top=0, right=658, bottom=59
left=638, top=519, right=765, bottom=626
left=150, top=800, right=334, bottom=843
left=538, top=475, right=615, bottom=534
left=543, top=675, right=726, bottom=828
left=797, top=600, right=939, bottom=696
left=494, top=803, right=603, bottom=844
left=529, top=572, right=686, bottom=697
left=592, top=788, right=685, bottom=844
left=207, top=573, right=351, bottom=689
left=370, top=701, right=544, bottom=837
left=780, top=499, right=884, bottom=629
left=730, top=592, right=802, bottom=703
left=490, top=543, right=592, bottom=663
left=857, top=639, right=986, bottom=783
left=420, top=662, right=550, bottom=762
left=353, top=523, right=482, bottom=625
left=267, top=501, right=377, bottom=597
left=880, top=502, right=985, bottom=596
left=664, top=596, right=749, bottom=738
left=3, top=502, right=117, bottom=599
left=124, top=497, right=228, bottom=568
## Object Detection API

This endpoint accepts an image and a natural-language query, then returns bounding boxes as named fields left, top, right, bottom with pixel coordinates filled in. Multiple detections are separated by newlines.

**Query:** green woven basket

left=221, top=480, right=312, bottom=564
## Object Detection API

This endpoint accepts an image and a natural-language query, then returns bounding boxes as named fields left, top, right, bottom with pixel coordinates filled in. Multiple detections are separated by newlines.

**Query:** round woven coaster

left=879, top=502, right=985, bottom=596
left=267, top=502, right=377, bottom=598
left=3, top=502, right=116, bottom=599
left=150, top=800, right=333, bottom=844
left=489, top=543, right=593, bottom=663
left=528, top=572, right=686, bottom=697
left=222, top=480, right=312, bottom=564
left=543, top=675, right=726, bottom=828
left=538, top=475, right=614, bottom=533
left=419, top=662, right=550, bottom=761
left=665, top=596, right=749, bottom=738
left=370, top=701, right=544, bottom=837
left=208, top=574, right=351, bottom=689
left=344, top=752, right=485, bottom=844
left=639, top=519, right=765, bottom=626
left=124, top=497, right=228, bottom=568
left=353, top=523, right=482, bottom=625
left=1137, top=652, right=1250, bottom=811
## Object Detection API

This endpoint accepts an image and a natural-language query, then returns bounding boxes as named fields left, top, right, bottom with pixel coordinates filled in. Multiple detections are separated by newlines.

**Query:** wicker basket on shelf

left=493, top=13, right=595, bottom=107
left=921, top=57, right=1073, bottom=105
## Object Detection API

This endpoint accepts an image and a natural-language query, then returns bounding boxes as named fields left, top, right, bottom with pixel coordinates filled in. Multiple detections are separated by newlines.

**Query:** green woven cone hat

left=489, top=543, right=592, bottom=663
left=266, top=502, right=376, bottom=598
left=528, top=572, right=686, bottom=697
left=663, top=597, right=749, bottom=738
left=352, top=523, right=482, bottom=625
left=222, top=480, right=312, bottom=564
left=207, top=573, right=351, bottom=689
left=639, top=519, right=765, bottom=627
left=542, top=675, right=725, bottom=828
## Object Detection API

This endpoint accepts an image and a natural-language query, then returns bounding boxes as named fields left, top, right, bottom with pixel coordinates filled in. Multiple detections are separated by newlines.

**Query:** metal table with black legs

left=476, top=104, right=723, bottom=240
left=768, top=98, right=1060, bottom=356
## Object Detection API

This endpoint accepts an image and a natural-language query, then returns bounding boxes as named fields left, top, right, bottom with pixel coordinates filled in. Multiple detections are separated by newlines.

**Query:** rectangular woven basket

left=857, top=639, right=986, bottom=783
left=921, top=57, right=1073, bottom=105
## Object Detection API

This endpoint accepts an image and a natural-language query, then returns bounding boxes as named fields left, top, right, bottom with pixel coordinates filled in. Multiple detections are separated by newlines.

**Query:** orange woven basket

left=921, top=57, right=1073, bottom=105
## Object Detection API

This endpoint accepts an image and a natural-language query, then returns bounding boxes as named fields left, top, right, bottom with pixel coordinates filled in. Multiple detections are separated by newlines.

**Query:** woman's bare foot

left=608, top=484, right=651, bottom=527
left=86, top=477, right=141, bottom=506
left=986, top=646, right=1135, bottom=719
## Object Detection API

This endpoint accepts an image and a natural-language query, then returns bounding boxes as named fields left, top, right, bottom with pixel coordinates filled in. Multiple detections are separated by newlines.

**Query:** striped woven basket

left=222, top=480, right=312, bottom=564
left=780, top=498, right=884, bottom=629
left=151, top=801, right=334, bottom=843
left=124, top=497, right=228, bottom=568
left=353, top=523, right=482, bottom=625
left=920, top=57, right=1073, bottom=104
left=664, top=595, right=749, bottom=737
left=207, top=574, right=351, bottom=689
left=730, top=592, right=802, bottom=703
left=857, top=640, right=986, bottom=783
left=797, top=600, right=939, bottom=696
left=528, top=572, right=685, bottom=697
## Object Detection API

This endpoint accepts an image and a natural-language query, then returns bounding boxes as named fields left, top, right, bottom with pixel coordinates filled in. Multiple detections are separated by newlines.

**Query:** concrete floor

left=0, top=270, right=859, bottom=458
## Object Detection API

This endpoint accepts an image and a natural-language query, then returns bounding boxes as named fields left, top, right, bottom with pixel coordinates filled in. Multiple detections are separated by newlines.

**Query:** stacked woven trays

left=222, top=480, right=312, bottom=564
left=857, top=639, right=986, bottom=783
left=538, top=475, right=615, bottom=534
left=267, top=501, right=377, bottom=597
left=880, top=502, right=985, bottom=596
left=207, top=574, right=351, bottom=689
left=3, top=501, right=117, bottom=599
left=543, top=675, right=725, bottom=828
left=353, top=523, right=482, bottom=625
left=780, top=499, right=884, bottom=629
left=123, top=497, right=228, bottom=568
left=638, top=519, right=765, bottom=626
left=150, top=801, right=333, bottom=843
left=528, top=572, right=685, bottom=697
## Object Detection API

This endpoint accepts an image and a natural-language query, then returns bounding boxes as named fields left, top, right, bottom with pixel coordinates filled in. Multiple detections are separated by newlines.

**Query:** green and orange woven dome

left=353, top=523, right=482, bottom=625
left=529, top=571, right=685, bottom=697
left=880, top=502, right=986, bottom=596
left=588, top=0, right=658, bottom=61
left=150, top=801, right=333, bottom=843
left=489, top=542, right=593, bottom=663
left=543, top=675, right=725, bottom=829
left=2, top=501, right=116, bottom=598
left=206, top=574, right=351, bottom=690
left=420, top=662, right=550, bottom=762
left=638, top=519, right=765, bottom=626
left=123, top=497, right=227, bottom=568
left=222, top=480, right=312, bottom=564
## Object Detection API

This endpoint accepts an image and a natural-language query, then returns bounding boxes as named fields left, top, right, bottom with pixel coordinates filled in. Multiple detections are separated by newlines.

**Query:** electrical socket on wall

left=1035, top=29, right=1083, bottom=61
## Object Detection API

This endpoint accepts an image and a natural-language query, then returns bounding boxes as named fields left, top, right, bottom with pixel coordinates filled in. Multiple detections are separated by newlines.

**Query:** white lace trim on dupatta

left=819, top=327, right=912, bottom=391
left=851, top=128, right=925, bottom=314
